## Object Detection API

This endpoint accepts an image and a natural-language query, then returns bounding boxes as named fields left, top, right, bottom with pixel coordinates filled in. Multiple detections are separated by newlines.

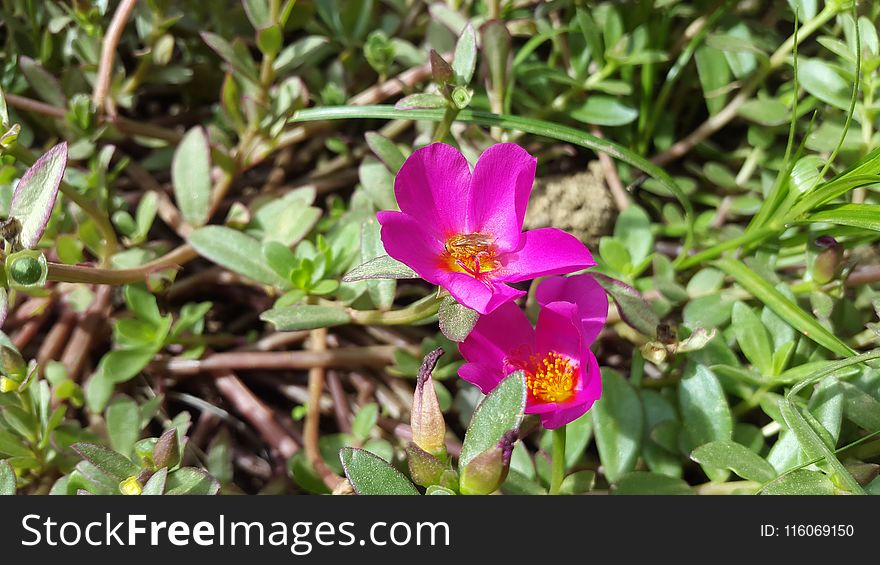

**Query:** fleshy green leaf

left=460, top=372, right=527, bottom=467
left=172, top=127, right=212, bottom=227
left=732, top=302, right=773, bottom=377
left=339, top=447, right=419, bottom=495
left=571, top=96, right=639, bottom=126
left=691, top=440, right=776, bottom=483
left=343, top=254, right=418, bottom=282
left=678, top=363, right=733, bottom=483
left=260, top=304, right=352, bottom=331
left=72, top=443, right=139, bottom=483
left=452, top=24, right=477, bottom=84
left=106, top=397, right=141, bottom=457
left=614, top=472, right=693, bottom=495
left=10, top=142, right=67, bottom=249
left=438, top=296, right=478, bottom=342
left=592, top=368, right=643, bottom=483
left=164, top=467, right=220, bottom=495
left=0, top=459, right=15, bottom=495
left=189, top=226, right=289, bottom=287
left=801, top=204, right=880, bottom=231
left=762, top=469, right=836, bottom=495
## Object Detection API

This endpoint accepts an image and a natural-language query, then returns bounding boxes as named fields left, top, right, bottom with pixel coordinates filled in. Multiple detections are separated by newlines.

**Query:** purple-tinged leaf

left=593, top=272, right=659, bottom=338
left=10, top=142, right=68, bottom=249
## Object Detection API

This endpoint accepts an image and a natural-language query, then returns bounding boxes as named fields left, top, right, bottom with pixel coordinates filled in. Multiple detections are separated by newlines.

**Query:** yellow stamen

left=443, top=233, right=500, bottom=277
left=522, top=352, right=577, bottom=404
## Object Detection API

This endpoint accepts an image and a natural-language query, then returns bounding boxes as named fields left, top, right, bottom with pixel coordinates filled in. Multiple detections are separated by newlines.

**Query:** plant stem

left=47, top=244, right=197, bottom=285
left=93, top=0, right=139, bottom=116
left=348, top=294, right=441, bottom=325
left=549, top=425, right=567, bottom=495
left=432, top=106, right=459, bottom=142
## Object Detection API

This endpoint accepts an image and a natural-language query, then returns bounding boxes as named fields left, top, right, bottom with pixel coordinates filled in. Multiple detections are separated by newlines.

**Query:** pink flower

left=376, top=143, right=595, bottom=315
left=458, top=274, right=608, bottom=429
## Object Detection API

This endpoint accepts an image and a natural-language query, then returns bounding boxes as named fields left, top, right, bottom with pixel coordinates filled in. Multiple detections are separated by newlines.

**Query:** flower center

left=443, top=233, right=500, bottom=278
left=520, top=351, right=577, bottom=404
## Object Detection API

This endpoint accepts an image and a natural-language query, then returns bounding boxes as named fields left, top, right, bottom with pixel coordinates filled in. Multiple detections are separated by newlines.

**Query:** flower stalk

left=549, top=425, right=566, bottom=495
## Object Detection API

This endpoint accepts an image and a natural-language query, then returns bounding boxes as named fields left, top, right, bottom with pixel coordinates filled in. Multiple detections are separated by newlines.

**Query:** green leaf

left=780, top=399, right=864, bottom=494
left=716, top=258, right=854, bottom=358
left=571, top=96, right=638, bottom=126
left=72, top=443, right=139, bottom=483
left=592, top=368, right=643, bottom=483
left=106, top=397, right=141, bottom=457
left=801, top=204, right=880, bottom=231
left=164, top=467, right=220, bottom=495
left=260, top=304, right=352, bottom=331
left=761, top=469, right=836, bottom=495
left=614, top=472, right=693, bottom=495
left=365, top=132, right=405, bottom=173
left=0, top=460, right=15, bottom=495
left=201, top=32, right=259, bottom=84
left=172, top=127, right=212, bottom=227
left=460, top=372, right=527, bottom=467
left=19, top=57, right=67, bottom=107
left=339, top=447, right=419, bottom=495
left=614, top=205, right=653, bottom=264
left=452, top=24, right=477, bottom=84
left=438, top=296, right=478, bottom=342
left=343, top=254, right=418, bottom=282
left=679, top=363, right=733, bottom=450
left=141, top=467, right=167, bottom=495
left=242, top=0, right=271, bottom=28
left=694, top=46, right=730, bottom=115
left=798, top=58, right=851, bottom=111
left=251, top=190, right=321, bottom=247
left=839, top=381, right=880, bottom=430
left=690, top=440, right=776, bottom=483
left=0, top=430, right=31, bottom=458
left=360, top=218, right=395, bottom=309
left=99, top=347, right=157, bottom=384
left=352, top=403, right=379, bottom=442
left=731, top=302, right=773, bottom=377
left=189, top=226, right=289, bottom=287
left=394, top=93, right=448, bottom=110
left=559, top=470, right=596, bottom=494
left=10, top=142, right=67, bottom=249
left=592, top=273, right=658, bottom=337
left=124, top=285, right=163, bottom=325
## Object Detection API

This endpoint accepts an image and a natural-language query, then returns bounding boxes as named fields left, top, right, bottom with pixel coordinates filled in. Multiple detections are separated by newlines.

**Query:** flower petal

left=377, top=211, right=445, bottom=283
left=534, top=300, right=582, bottom=361
left=537, top=274, right=608, bottom=344
left=441, top=272, right=525, bottom=315
left=458, top=362, right=507, bottom=395
left=393, top=143, right=472, bottom=239
left=469, top=143, right=537, bottom=252
left=501, top=228, right=595, bottom=283
left=459, top=301, right=534, bottom=370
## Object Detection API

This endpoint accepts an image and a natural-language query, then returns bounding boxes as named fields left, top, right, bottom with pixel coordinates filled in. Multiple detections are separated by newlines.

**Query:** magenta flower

left=376, top=143, right=595, bottom=315
left=458, top=274, right=608, bottom=429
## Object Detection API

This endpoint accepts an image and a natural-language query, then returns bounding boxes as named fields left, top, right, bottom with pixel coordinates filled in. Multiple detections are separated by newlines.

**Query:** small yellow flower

left=0, top=377, right=17, bottom=394
left=119, top=476, right=142, bottom=496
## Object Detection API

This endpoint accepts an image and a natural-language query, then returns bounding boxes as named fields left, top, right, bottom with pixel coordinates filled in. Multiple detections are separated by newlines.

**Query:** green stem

left=348, top=294, right=441, bottom=325
left=676, top=225, right=777, bottom=270
left=46, top=244, right=197, bottom=285
left=432, top=106, right=459, bottom=142
left=549, top=425, right=567, bottom=495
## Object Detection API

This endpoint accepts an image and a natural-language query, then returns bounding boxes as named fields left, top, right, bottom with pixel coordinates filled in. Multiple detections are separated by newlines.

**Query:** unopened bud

left=406, top=442, right=458, bottom=490
left=411, top=348, right=447, bottom=460
left=152, top=429, right=181, bottom=469
left=134, top=437, right=158, bottom=468
left=119, top=476, right=142, bottom=495
left=812, top=236, right=842, bottom=284
left=450, top=86, right=472, bottom=109
left=459, top=430, right=516, bottom=495
left=5, top=250, right=47, bottom=289
left=429, top=50, right=454, bottom=85
left=0, top=345, right=27, bottom=382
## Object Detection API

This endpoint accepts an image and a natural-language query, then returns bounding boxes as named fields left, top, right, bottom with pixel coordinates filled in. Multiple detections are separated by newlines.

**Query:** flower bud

left=811, top=236, right=842, bottom=284
left=0, top=377, right=17, bottom=393
left=0, top=345, right=27, bottom=382
left=152, top=429, right=181, bottom=470
left=429, top=50, right=454, bottom=85
left=450, top=86, right=472, bottom=109
left=406, top=442, right=458, bottom=490
left=119, top=476, right=142, bottom=495
left=459, top=430, right=516, bottom=495
left=411, top=348, right=447, bottom=460
left=134, top=437, right=159, bottom=468
left=5, top=250, right=48, bottom=289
